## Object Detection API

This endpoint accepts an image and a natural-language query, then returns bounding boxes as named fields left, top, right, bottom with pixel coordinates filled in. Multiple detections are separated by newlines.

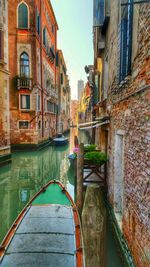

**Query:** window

left=56, top=51, right=59, bottom=67
left=119, top=0, right=133, bottom=82
left=38, top=121, right=41, bottom=129
left=94, top=73, right=100, bottom=104
left=20, top=94, right=30, bottom=109
left=43, top=27, right=46, bottom=46
left=36, top=9, right=40, bottom=35
left=0, top=30, right=4, bottom=61
left=60, top=73, right=63, bottom=85
left=18, top=3, right=28, bottom=29
left=47, top=101, right=56, bottom=113
left=52, top=24, right=55, bottom=34
left=19, top=121, right=29, bottom=129
left=38, top=95, right=40, bottom=111
left=20, top=52, right=29, bottom=77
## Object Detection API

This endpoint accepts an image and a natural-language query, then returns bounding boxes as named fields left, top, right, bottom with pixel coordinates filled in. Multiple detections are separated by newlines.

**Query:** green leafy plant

left=84, top=151, right=107, bottom=165
left=84, top=144, right=97, bottom=152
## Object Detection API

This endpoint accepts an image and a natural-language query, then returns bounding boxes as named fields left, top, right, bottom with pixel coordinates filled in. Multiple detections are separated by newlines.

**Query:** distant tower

left=78, top=79, right=84, bottom=100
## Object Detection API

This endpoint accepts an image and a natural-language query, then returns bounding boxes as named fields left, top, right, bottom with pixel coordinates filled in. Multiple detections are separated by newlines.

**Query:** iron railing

left=17, top=77, right=32, bottom=90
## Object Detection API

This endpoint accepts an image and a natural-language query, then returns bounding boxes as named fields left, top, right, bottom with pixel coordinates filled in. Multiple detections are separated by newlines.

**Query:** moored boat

left=53, top=133, right=69, bottom=146
left=0, top=180, right=84, bottom=267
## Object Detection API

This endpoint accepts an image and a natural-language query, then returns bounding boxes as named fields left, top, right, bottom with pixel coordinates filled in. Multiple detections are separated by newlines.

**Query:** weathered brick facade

left=0, top=0, right=11, bottom=161
left=8, top=0, right=58, bottom=148
left=93, top=1, right=150, bottom=266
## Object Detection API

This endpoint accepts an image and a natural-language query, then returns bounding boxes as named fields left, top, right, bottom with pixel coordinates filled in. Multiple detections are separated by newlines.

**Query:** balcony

left=17, top=76, right=32, bottom=90
left=47, top=89, right=58, bottom=100
left=47, top=47, right=55, bottom=63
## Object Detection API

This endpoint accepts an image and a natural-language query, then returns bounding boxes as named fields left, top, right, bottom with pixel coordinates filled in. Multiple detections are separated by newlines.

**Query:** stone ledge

left=11, top=139, right=53, bottom=152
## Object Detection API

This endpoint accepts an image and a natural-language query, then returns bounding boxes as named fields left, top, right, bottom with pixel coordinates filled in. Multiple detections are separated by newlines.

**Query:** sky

left=51, top=0, right=94, bottom=100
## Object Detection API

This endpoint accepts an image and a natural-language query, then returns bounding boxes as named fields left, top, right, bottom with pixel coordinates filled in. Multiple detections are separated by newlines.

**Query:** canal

left=0, top=129, right=124, bottom=267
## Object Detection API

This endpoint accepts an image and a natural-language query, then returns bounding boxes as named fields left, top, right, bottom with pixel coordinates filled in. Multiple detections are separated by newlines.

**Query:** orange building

left=0, top=0, right=11, bottom=165
left=8, top=0, right=58, bottom=150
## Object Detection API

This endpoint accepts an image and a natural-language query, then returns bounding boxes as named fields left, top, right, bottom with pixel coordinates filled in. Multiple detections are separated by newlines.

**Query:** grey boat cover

left=0, top=205, right=76, bottom=267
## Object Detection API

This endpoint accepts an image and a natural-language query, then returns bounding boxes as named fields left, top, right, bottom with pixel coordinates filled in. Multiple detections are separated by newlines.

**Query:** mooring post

left=77, top=142, right=84, bottom=214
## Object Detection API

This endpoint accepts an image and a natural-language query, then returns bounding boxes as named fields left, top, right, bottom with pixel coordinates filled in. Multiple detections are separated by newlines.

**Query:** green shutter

left=18, top=3, right=28, bottom=29
left=43, top=28, right=46, bottom=46
left=26, top=95, right=30, bottom=109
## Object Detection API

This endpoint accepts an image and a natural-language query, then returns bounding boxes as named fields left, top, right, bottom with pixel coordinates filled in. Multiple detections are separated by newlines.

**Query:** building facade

left=93, top=1, right=150, bottom=267
left=56, top=50, right=70, bottom=133
left=8, top=0, right=58, bottom=149
left=0, top=0, right=11, bottom=164
left=70, top=100, right=78, bottom=127
left=78, top=82, right=92, bottom=125
left=77, top=79, right=84, bottom=101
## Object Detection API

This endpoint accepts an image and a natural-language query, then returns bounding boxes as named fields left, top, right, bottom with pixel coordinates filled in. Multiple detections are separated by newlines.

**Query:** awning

left=78, top=120, right=110, bottom=130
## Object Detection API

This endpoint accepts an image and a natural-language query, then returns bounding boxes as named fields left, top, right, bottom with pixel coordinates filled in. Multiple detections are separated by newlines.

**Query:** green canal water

left=0, top=129, right=124, bottom=267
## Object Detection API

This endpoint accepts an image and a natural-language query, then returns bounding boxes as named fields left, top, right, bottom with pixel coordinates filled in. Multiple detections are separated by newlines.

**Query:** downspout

left=40, top=0, right=44, bottom=138
left=55, top=23, right=57, bottom=135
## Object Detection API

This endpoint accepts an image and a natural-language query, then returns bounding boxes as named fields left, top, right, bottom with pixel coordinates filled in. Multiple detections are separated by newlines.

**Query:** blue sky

left=51, top=0, right=94, bottom=99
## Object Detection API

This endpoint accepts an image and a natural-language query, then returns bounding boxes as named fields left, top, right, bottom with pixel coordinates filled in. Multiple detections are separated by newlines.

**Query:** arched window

left=20, top=52, right=29, bottom=77
left=18, top=3, right=28, bottom=29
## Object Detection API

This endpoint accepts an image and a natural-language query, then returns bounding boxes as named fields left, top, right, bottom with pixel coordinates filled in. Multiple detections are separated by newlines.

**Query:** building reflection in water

left=0, top=129, right=91, bottom=243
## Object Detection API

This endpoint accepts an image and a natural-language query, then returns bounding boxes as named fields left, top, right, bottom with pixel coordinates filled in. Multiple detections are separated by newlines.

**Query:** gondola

left=53, top=133, right=69, bottom=146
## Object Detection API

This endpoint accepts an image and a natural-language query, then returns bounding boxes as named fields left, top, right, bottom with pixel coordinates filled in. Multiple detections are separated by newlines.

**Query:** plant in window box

left=84, top=144, right=97, bottom=153
left=84, top=151, right=108, bottom=166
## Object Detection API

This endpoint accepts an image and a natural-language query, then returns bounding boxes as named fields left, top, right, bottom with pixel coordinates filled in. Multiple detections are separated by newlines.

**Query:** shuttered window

left=55, top=51, right=59, bottom=67
left=61, top=73, right=63, bottom=85
left=18, top=3, right=28, bottom=29
left=93, top=0, right=104, bottom=26
left=43, top=27, right=46, bottom=46
left=0, top=30, right=4, bottom=61
left=119, top=0, right=133, bottom=82
left=94, top=73, right=100, bottom=104
left=38, top=95, right=40, bottom=111
left=36, top=8, right=40, bottom=35
left=20, top=95, right=30, bottom=110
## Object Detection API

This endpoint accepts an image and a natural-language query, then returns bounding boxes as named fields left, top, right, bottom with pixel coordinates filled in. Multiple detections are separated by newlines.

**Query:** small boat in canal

left=0, top=180, right=84, bottom=267
left=53, top=133, right=69, bottom=146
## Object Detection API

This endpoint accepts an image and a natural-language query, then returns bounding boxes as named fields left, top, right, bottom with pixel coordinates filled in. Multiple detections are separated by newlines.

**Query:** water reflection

left=0, top=128, right=91, bottom=243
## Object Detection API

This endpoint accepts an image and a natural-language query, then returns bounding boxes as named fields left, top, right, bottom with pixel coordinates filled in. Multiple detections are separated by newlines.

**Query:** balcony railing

left=47, top=47, right=55, bottom=63
left=17, top=76, right=32, bottom=90
left=47, top=89, right=58, bottom=100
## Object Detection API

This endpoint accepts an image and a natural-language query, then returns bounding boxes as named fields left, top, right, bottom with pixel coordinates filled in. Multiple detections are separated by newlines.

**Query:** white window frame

left=19, top=94, right=31, bottom=110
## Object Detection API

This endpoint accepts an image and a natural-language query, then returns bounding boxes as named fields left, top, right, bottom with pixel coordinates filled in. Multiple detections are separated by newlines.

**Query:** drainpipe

left=40, top=0, right=44, bottom=138
left=55, top=23, right=57, bottom=135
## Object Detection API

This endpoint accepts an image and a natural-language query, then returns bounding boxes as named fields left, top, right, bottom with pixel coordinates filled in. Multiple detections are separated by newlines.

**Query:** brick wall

left=96, top=2, right=150, bottom=266
left=0, top=0, right=10, bottom=156
left=8, top=0, right=58, bottom=146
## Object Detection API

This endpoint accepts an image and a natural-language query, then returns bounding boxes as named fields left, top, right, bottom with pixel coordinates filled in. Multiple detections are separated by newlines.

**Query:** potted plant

left=84, top=144, right=97, bottom=152
left=84, top=151, right=108, bottom=166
